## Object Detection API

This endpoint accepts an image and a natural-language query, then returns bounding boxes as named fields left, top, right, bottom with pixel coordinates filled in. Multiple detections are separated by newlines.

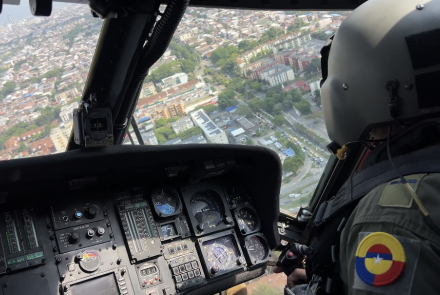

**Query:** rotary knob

left=84, top=204, right=99, bottom=219
left=96, top=227, right=105, bottom=236
left=87, top=229, right=95, bottom=238
left=211, top=265, right=220, bottom=275
left=69, top=232, right=80, bottom=244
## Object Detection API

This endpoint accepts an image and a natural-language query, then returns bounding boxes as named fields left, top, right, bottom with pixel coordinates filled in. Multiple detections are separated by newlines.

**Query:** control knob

left=211, top=265, right=220, bottom=275
left=85, top=204, right=99, bottom=219
left=69, top=232, right=80, bottom=244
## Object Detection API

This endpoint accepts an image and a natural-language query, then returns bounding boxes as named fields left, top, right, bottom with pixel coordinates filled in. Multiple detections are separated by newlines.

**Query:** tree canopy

left=273, top=115, right=287, bottom=126
left=218, top=89, right=238, bottom=109
left=260, top=27, right=284, bottom=43
left=313, top=89, right=321, bottom=107
left=305, top=58, right=322, bottom=75
left=195, top=104, right=218, bottom=114
left=238, top=40, right=259, bottom=52
left=0, top=81, right=16, bottom=98
left=236, top=105, right=253, bottom=118
left=154, top=125, right=178, bottom=144
left=312, top=31, right=331, bottom=41
left=179, top=126, right=203, bottom=140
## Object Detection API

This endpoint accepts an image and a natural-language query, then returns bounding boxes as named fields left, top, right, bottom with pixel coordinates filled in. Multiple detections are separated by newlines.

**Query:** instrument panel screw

left=405, top=83, right=413, bottom=90
left=342, top=84, right=348, bottom=90
left=416, top=4, right=424, bottom=10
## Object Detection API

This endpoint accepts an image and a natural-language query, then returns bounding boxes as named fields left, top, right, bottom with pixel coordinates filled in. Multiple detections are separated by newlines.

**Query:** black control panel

left=0, top=209, right=45, bottom=274
left=0, top=145, right=280, bottom=295
left=116, top=195, right=162, bottom=263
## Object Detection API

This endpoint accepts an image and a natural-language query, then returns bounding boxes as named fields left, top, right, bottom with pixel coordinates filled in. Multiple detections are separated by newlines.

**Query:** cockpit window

left=130, top=8, right=347, bottom=216
left=0, top=3, right=102, bottom=160
left=0, top=3, right=346, bottom=217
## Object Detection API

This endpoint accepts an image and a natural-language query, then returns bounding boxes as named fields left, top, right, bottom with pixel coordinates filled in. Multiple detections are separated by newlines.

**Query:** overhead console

left=0, top=144, right=281, bottom=295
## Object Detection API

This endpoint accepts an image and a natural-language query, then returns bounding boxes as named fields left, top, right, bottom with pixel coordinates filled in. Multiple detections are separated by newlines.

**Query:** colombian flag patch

left=355, top=232, right=406, bottom=286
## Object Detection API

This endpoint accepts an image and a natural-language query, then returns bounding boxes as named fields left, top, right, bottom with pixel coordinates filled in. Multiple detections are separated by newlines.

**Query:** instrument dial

left=245, top=235, right=269, bottom=262
left=190, top=190, right=224, bottom=230
left=152, top=189, right=181, bottom=217
left=235, top=206, right=260, bottom=235
left=202, top=235, right=239, bottom=272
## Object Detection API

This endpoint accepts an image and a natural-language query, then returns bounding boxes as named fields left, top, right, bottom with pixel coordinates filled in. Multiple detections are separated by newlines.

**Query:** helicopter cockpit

left=0, top=0, right=365, bottom=294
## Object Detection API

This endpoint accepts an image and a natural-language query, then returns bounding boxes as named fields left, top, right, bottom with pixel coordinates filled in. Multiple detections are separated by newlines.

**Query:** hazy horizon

left=0, top=2, right=70, bottom=25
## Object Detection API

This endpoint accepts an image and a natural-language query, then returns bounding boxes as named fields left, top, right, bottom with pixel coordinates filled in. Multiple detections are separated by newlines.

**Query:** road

left=280, top=173, right=322, bottom=196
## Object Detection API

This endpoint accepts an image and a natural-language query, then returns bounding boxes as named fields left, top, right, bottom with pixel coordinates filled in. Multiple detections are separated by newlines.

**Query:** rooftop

left=236, top=117, right=255, bottom=130
left=181, top=134, right=207, bottom=144
left=190, top=109, right=223, bottom=138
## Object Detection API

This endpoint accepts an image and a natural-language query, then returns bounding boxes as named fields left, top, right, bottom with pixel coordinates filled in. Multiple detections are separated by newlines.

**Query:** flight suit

left=340, top=173, right=440, bottom=294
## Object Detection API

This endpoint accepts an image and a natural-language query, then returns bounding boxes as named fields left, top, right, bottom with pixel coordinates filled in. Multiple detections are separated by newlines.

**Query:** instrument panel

left=0, top=145, right=280, bottom=295
left=0, top=181, right=270, bottom=295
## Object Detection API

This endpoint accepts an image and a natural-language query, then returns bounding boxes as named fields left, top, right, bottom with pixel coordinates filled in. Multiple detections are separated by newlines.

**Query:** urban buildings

left=142, top=131, right=159, bottom=145
left=140, top=82, right=157, bottom=99
left=190, top=109, right=228, bottom=144
left=171, top=117, right=194, bottom=134
left=50, top=122, right=73, bottom=153
left=260, top=64, right=295, bottom=87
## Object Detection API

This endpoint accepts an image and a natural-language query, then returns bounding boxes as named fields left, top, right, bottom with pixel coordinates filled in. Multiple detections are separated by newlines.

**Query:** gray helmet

left=321, top=0, right=440, bottom=147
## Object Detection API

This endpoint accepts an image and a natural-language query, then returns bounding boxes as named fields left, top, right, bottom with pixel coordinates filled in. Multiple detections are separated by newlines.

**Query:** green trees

left=179, top=126, right=203, bottom=140
left=41, top=68, right=64, bottom=79
left=236, top=105, right=253, bottom=118
left=273, top=115, right=287, bottom=126
left=260, top=27, right=284, bottom=43
left=305, top=58, right=322, bottom=75
left=155, top=118, right=168, bottom=128
left=35, top=107, right=56, bottom=127
left=248, top=99, right=262, bottom=112
left=313, top=89, right=321, bottom=107
left=210, top=46, right=239, bottom=64
left=312, top=31, right=331, bottom=41
left=154, top=126, right=178, bottom=144
left=287, top=19, right=307, bottom=32
left=169, top=41, right=198, bottom=63
left=195, top=104, right=218, bottom=114
left=180, top=60, right=196, bottom=73
left=218, top=89, right=238, bottom=109
left=166, top=117, right=180, bottom=123
left=238, top=40, right=259, bottom=52
left=283, top=157, right=304, bottom=174
left=146, top=61, right=182, bottom=83
left=0, top=81, right=16, bottom=98
left=293, top=99, right=312, bottom=115
left=210, top=46, right=240, bottom=76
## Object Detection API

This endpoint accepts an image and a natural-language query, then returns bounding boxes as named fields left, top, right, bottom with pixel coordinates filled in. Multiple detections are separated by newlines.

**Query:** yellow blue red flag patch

left=355, top=232, right=406, bottom=286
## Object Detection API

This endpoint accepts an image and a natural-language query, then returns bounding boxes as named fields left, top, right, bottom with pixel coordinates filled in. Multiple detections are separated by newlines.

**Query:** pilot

left=276, top=0, right=440, bottom=294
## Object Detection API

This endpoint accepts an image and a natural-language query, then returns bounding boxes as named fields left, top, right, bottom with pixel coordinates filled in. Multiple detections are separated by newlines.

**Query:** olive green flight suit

left=340, top=173, right=440, bottom=294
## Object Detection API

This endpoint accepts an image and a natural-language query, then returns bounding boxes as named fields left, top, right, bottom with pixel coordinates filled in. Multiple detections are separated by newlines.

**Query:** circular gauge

left=245, top=235, right=269, bottom=263
left=203, top=236, right=239, bottom=272
left=190, top=190, right=224, bottom=229
left=153, top=189, right=180, bottom=216
left=78, top=250, right=100, bottom=273
left=236, top=207, right=260, bottom=234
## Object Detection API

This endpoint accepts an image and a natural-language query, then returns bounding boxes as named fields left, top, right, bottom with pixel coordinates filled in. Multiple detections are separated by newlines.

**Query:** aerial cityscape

left=0, top=4, right=348, bottom=214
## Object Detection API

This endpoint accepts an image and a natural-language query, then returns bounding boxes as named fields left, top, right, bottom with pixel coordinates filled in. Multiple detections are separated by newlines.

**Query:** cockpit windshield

left=0, top=4, right=348, bottom=218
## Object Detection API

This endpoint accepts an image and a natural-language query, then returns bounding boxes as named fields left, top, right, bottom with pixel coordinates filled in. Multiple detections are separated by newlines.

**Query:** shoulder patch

left=379, top=174, right=426, bottom=208
left=353, top=232, right=420, bottom=294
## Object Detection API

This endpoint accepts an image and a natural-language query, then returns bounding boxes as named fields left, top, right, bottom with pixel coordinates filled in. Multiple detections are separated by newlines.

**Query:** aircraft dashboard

left=0, top=144, right=281, bottom=295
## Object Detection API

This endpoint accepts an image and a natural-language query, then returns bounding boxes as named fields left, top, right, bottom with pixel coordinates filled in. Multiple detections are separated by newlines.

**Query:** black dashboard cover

left=0, top=144, right=282, bottom=249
